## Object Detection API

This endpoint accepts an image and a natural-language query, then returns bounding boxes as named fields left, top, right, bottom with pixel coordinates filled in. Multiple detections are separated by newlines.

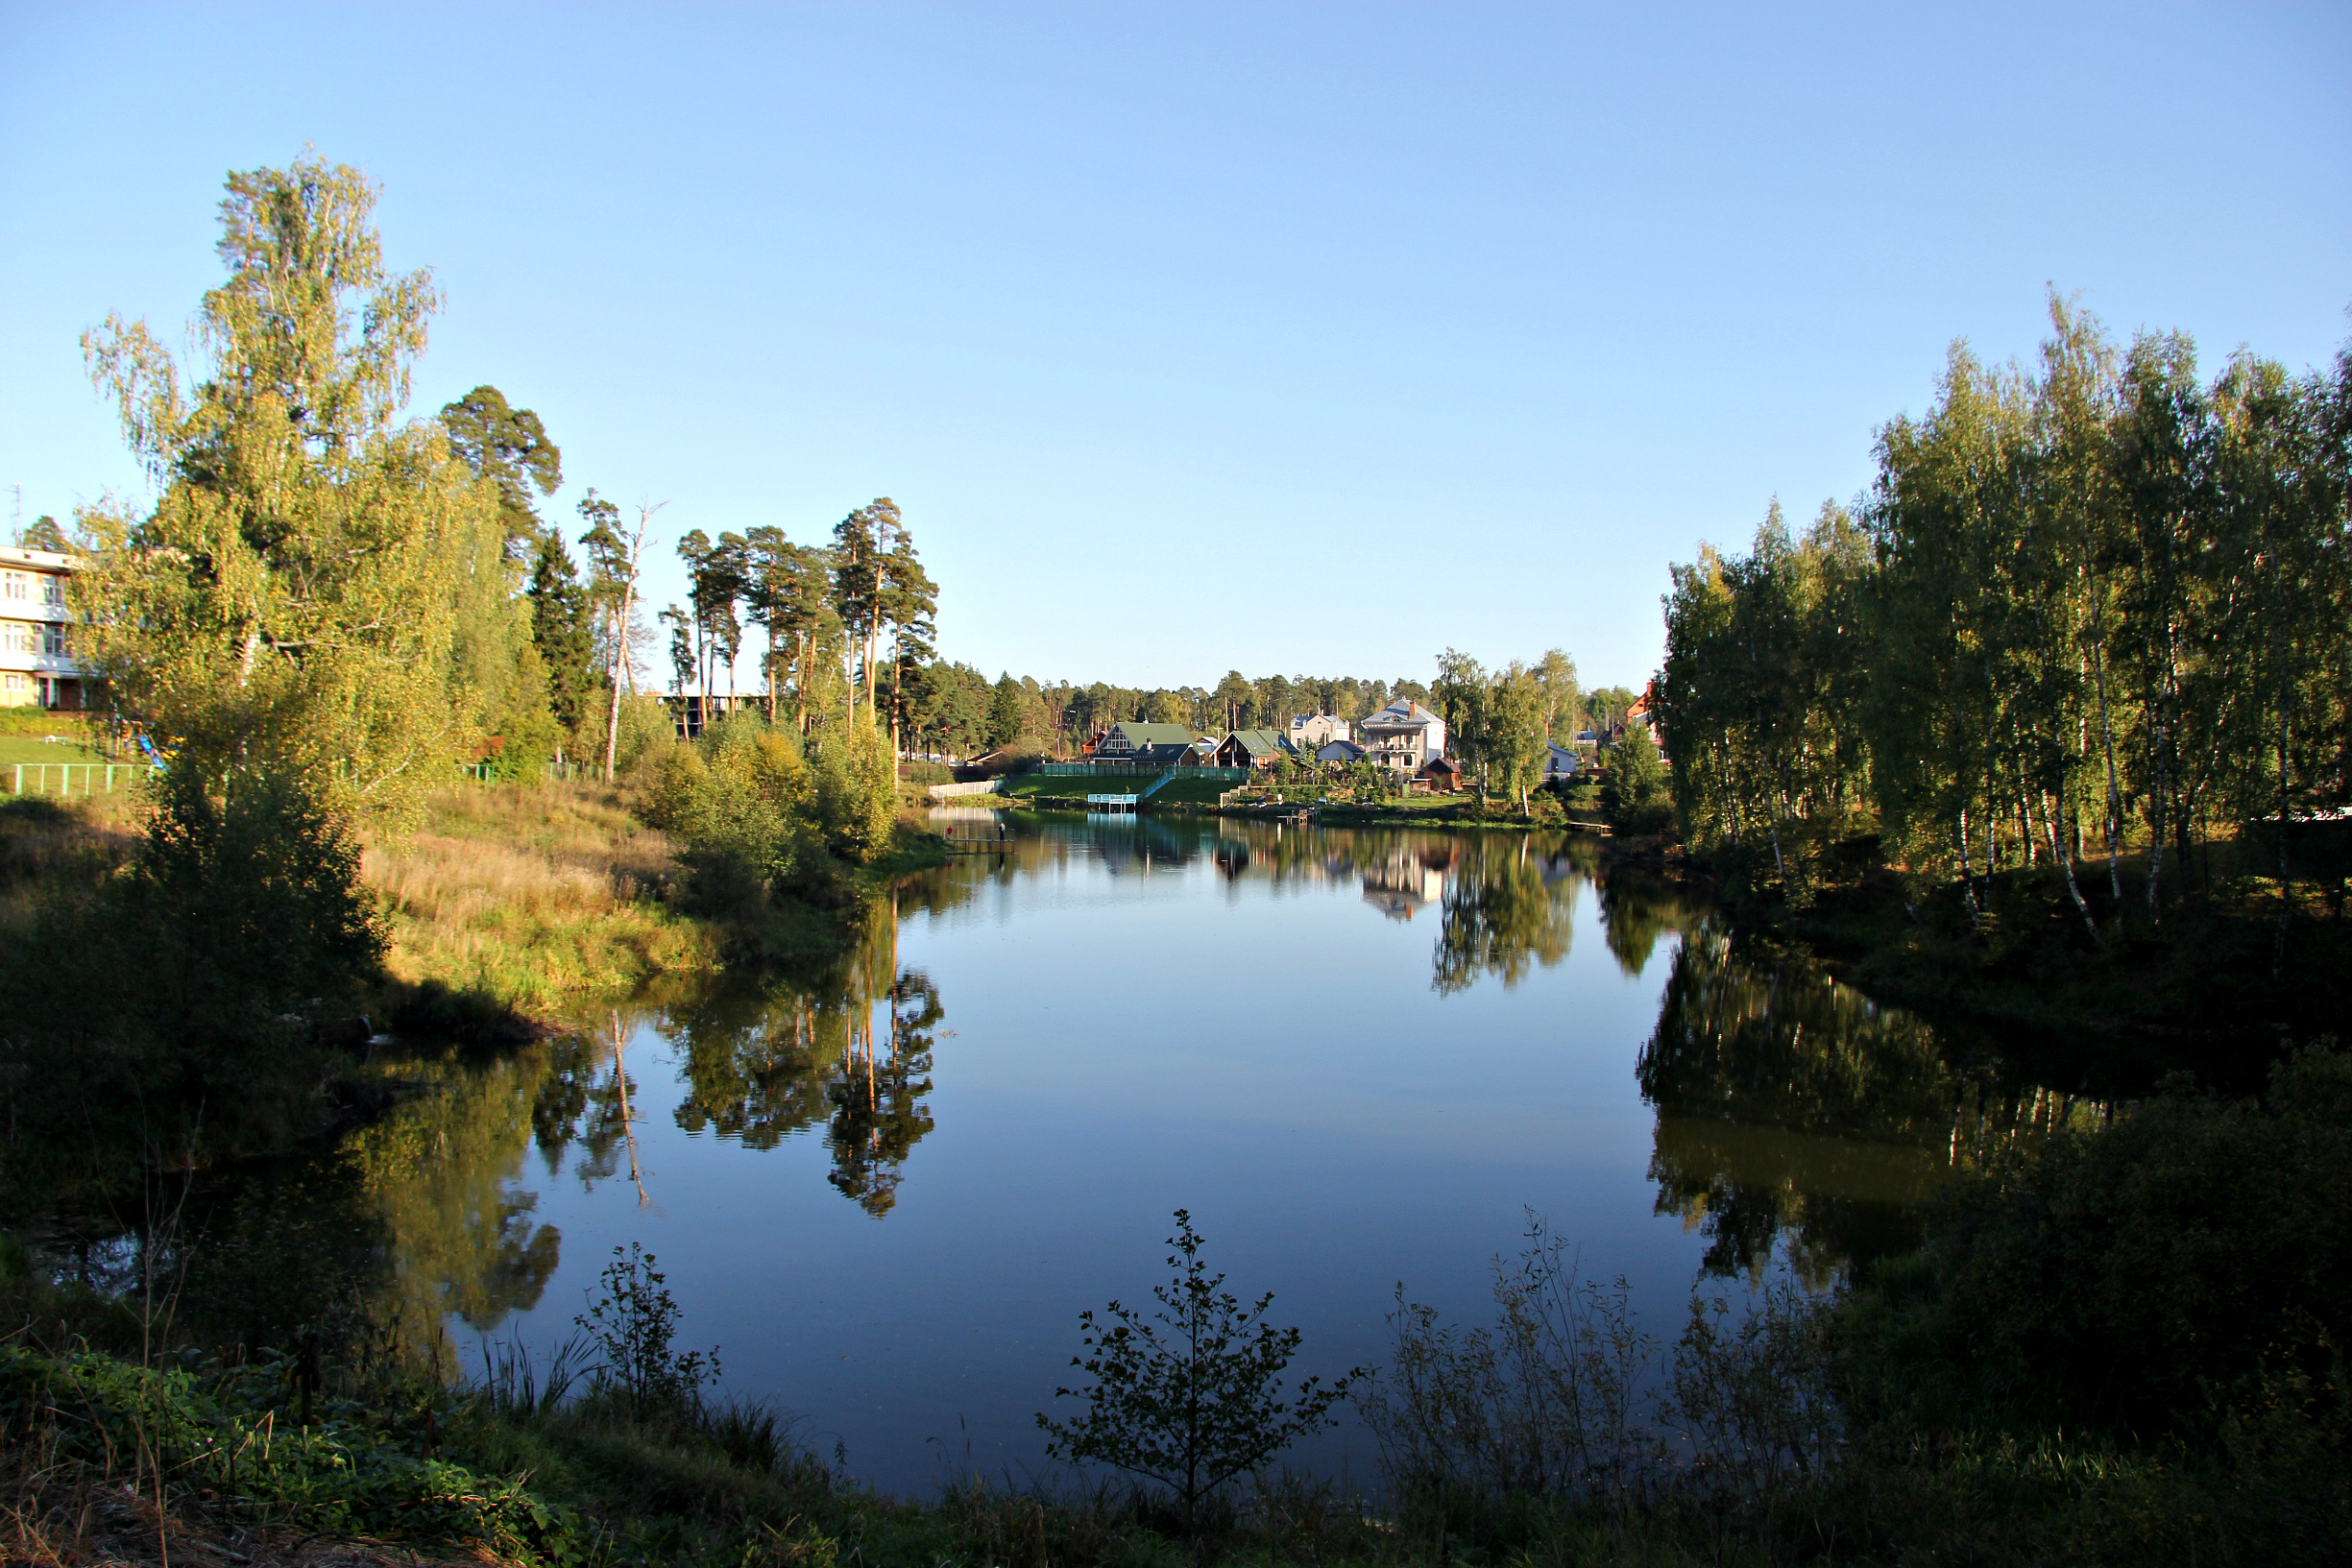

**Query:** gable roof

left=1221, top=728, right=1290, bottom=759
left=1363, top=699, right=1441, bottom=730
left=1105, top=721, right=1201, bottom=747
left=1317, top=738, right=1367, bottom=761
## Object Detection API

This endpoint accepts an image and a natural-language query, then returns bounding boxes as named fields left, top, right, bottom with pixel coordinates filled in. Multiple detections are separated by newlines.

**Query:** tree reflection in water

left=635, top=889, right=944, bottom=1216
left=1431, top=837, right=1584, bottom=992
left=1637, top=925, right=2108, bottom=1283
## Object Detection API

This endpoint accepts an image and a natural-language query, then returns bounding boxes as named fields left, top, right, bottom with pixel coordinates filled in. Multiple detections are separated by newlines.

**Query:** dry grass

left=364, top=780, right=717, bottom=1015
left=0, top=794, right=139, bottom=934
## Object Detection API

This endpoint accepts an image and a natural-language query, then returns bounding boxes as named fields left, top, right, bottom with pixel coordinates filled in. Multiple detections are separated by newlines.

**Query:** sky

left=2, top=3, right=2346, bottom=694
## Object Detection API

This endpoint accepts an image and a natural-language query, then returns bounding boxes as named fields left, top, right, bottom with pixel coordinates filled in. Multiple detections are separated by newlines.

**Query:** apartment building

left=0, top=546, right=83, bottom=709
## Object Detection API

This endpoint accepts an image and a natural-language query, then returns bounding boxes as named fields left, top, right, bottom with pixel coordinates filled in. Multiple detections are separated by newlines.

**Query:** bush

left=1039, top=1211, right=1363, bottom=1531
left=0, top=1344, right=582, bottom=1562
left=576, top=1242, right=721, bottom=1421
left=1862, top=1040, right=2352, bottom=1439
left=1599, top=728, right=1673, bottom=833
left=0, top=766, right=385, bottom=1196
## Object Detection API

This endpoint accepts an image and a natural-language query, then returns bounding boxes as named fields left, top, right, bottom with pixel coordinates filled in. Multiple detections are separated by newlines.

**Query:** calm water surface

left=154, top=812, right=2079, bottom=1494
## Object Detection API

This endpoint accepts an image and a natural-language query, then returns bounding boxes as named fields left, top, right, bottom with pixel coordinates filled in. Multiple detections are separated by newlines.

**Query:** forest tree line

left=914, top=659, right=1643, bottom=772
left=1657, top=301, right=2351, bottom=926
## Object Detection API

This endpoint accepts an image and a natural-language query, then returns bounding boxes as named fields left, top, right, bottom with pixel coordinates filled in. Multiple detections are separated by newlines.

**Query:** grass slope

left=365, top=779, right=719, bottom=1019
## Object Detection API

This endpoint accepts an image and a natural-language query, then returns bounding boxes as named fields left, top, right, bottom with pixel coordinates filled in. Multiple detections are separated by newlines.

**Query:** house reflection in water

left=1361, top=842, right=1458, bottom=920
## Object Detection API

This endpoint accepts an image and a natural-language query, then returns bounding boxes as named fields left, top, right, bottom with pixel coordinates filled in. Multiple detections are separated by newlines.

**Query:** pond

left=118, top=810, right=2094, bottom=1496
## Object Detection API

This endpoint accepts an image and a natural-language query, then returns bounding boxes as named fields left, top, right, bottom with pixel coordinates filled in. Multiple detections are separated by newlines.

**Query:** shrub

left=1879, top=1040, right=2352, bottom=1438
left=1599, top=727, right=1673, bottom=833
left=0, top=765, right=385, bottom=1193
left=576, top=1242, right=721, bottom=1421
left=1039, top=1211, right=1363, bottom=1531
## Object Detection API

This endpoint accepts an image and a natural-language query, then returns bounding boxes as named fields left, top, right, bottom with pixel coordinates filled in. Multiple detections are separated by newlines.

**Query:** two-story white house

left=1359, top=698, right=1446, bottom=774
left=0, top=547, right=83, bottom=710
left=1288, top=713, right=1350, bottom=749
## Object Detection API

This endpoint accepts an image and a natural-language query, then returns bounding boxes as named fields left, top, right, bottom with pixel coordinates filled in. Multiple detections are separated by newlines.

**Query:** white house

left=1359, top=699, right=1446, bottom=774
left=1288, top=713, right=1350, bottom=749
left=0, top=546, right=83, bottom=710
left=1543, top=742, right=1579, bottom=783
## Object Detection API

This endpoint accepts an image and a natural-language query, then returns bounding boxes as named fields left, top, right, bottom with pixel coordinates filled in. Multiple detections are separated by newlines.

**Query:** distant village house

left=1093, top=721, right=1205, bottom=762
left=1288, top=713, right=1349, bottom=748
left=1212, top=728, right=1292, bottom=770
left=1360, top=698, right=1447, bottom=774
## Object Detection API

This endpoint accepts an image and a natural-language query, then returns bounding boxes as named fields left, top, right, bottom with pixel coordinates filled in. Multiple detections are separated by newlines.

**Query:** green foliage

left=610, top=690, right=676, bottom=773
left=1661, top=301, right=2352, bottom=924
left=639, top=719, right=820, bottom=900
left=1857, top=1040, right=2352, bottom=1441
left=812, top=713, right=901, bottom=859
left=1039, top=1210, right=1363, bottom=1529
left=575, top=1243, right=720, bottom=1421
left=77, top=154, right=498, bottom=829
left=1601, top=723, right=1671, bottom=832
left=1363, top=1218, right=1842, bottom=1550
left=16, top=514, right=65, bottom=551
left=526, top=526, right=598, bottom=736
left=1486, top=663, right=1548, bottom=811
left=0, top=765, right=384, bottom=1195
left=440, top=384, right=563, bottom=559
left=0, top=1344, right=583, bottom=1562
left=988, top=672, right=1031, bottom=748
left=634, top=712, right=900, bottom=922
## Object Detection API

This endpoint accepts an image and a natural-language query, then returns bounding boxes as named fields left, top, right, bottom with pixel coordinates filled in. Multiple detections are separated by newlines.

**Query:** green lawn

left=995, top=772, right=1242, bottom=808
left=0, top=735, right=103, bottom=766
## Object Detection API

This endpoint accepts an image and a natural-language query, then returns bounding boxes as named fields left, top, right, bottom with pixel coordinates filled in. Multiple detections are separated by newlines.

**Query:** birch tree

left=77, top=153, right=490, bottom=826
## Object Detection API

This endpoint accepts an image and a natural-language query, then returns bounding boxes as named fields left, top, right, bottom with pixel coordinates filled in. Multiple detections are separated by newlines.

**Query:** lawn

left=0, top=735, right=102, bottom=766
left=995, top=772, right=1240, bottom=808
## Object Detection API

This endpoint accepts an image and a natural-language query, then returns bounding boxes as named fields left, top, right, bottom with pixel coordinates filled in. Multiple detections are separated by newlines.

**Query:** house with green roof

left=1211, top=728, right=1293, bottom=770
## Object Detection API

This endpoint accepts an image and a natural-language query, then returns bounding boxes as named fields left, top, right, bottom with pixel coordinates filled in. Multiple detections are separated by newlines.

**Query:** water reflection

left=1637, top=925, right=2109, bottom=1282
left=598, top=894, right=945, bottom=1216
left=50, top=812, right=2115, bottom=1408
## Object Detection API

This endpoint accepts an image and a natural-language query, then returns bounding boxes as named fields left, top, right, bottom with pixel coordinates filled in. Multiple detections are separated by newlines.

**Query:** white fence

left=927, top=779, right=1006, bottom=800
left=7, top=761, right=159, bottom=797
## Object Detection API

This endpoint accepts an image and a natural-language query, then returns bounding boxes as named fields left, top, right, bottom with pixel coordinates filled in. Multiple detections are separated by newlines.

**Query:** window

left=1, top=572, right=24, bottom=602
left=0, top=622, right=31, bottom=654
left=39, top=577, right=63, bottom=607
left=2, top=673, right=20, bottom=691
left=41, top=626, right=65, bottom=657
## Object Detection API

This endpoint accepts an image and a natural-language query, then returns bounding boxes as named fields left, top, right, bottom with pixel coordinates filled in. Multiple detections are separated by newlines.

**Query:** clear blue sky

left=3, top=3, right=2345, bottom=693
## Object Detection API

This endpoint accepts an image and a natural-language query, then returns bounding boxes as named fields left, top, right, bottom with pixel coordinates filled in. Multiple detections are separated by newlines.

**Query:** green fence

left=6, top=762, right=159, bottom=797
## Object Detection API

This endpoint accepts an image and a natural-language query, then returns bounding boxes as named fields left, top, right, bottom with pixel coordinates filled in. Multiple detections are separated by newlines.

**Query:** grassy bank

left=365, top=778, right=719, bottom=1021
